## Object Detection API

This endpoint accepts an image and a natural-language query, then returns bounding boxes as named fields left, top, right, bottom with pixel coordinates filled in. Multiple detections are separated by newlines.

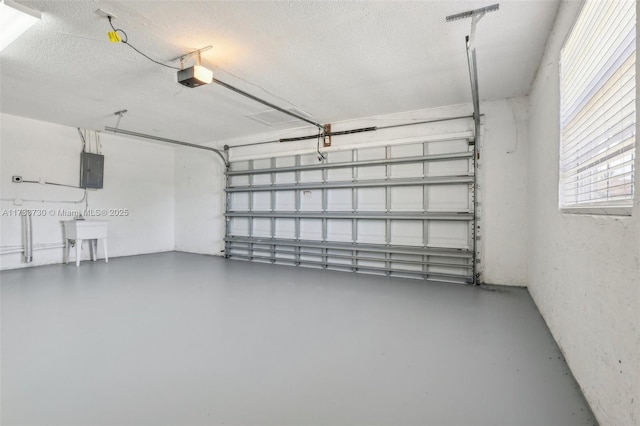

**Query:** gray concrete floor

left=1, top=252, right=596, bottom=426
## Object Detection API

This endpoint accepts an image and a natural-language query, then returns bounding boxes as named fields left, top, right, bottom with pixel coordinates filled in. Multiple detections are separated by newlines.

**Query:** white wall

left=0, top=113, right=176, bottom=269
left=527, top=2, right=640, bottom=425
left=174, top=147, right=226, bottom=255
left=175, top=99, right=529, bottom=286
left=481, top=98, right=529, bottom=286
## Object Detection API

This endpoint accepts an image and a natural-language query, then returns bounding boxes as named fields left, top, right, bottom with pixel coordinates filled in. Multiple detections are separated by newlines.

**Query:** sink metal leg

left=75, top=239, right=81, bottom=267
left=91, top=239, right=98, bottom=261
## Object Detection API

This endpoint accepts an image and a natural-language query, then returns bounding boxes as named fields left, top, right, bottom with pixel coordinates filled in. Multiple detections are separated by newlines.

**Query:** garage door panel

left=327, top=189, right=352, bottom=211
left=275, top=218, right=296, bottom=239
left=357, top=255, right=386, bottom=270
left=276, top=156, right=296, bottom=167
left=300, top=170, right=322, bottom=183
left=230, top=217, right=250, bottom=236
left=275, top=191, right=295, bottom=210
left=391, top=163, right=423, bottom=178
left=300, top=219, right=322, bottom=240
left=252, top=158, right=271, bottom=169
left=428, top=159, right=470, bottom=176
left=390, top=220, right=423, bottom=246
left=327, top=256, right=353, bottom=266
left=328, top=167, right=353, bottom=181
left=429, top=139, right=468, bottom=155
left=275, top=171, right=296, bottom=184
left=231, top=160, right=249, bottom=171
left=390, top=261, right=423, bottom=272
left=391, top=143, right=423, bottom=158
left=327, top=151, right=354, bottom=180
left=390, top=253, right=423, bottom=263
left=358, top=147, right=386, bottom=160
left=357, top=188, right=386, bottom=210
left=252, top=161, right=272, bottom=185
left=252, top=192, right=271, bottom=211
left=357, top=165, right=386, bottom=179
left=274, top=157, right=297, bottom=183
left=326, top=249, right=355, bottom=266
left=276, top=251, right=296, bottom=261
left=427, top=185, right=471, bottom=211
left=391, top=186, right=423, bottom=211
left=300, top=153, right=319, bottom=165
left=225, top=136, right=476, bottom=284
left=300, top=190, right=322, bottom=211
left=252, top=218, right=271, bottom=237
left=230, top=247, right=249, bottom=257
left=230, top=175, right=250, bottom=186
left=231, top=192, right=249, bottom=210
left=357, top=220, right=386, bottom=244
left=428, top=263, right=470, bottom=277
left=427, top=221, right=470, bottom=248
left=327, top=219, right=352, bottom=242
left=327, top=150, right=352, bottom=162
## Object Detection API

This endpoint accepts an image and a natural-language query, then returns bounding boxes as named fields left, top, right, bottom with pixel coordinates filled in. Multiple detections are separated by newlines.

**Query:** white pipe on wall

left=22, top=214, right=33, bottom=262
left=0, top=243, right=65, bottom=255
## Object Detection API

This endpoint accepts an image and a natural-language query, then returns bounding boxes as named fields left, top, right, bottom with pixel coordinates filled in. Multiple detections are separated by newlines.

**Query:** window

left=560, top=0, right=636, bottom=213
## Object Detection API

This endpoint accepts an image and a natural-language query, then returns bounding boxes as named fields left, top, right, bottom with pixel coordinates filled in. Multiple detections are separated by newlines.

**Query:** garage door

left=224, top=134, right=477, bottom=284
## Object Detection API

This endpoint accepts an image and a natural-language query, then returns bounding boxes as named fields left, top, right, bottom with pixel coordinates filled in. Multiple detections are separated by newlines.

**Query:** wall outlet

left=12, top=175, right=22, bottom=183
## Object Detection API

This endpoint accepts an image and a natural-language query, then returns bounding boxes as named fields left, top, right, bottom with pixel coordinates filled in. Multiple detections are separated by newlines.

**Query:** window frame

left=558, top=0, right=636, bottom=216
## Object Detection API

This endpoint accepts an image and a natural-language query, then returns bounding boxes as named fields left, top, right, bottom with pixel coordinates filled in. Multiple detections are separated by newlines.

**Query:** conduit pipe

left=0, top=243, right=65, bottom=256
left=22, top=214, right=33, bottom=263
left=0, top=190, right=87, bottom=205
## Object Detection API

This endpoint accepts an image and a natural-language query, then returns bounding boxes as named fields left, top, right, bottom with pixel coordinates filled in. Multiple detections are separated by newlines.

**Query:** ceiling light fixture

left=0, top=0, right=41, bottom=52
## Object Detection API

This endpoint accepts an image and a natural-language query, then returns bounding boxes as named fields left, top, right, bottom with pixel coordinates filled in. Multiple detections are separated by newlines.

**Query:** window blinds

left=560, top=0, right=636, bottom=209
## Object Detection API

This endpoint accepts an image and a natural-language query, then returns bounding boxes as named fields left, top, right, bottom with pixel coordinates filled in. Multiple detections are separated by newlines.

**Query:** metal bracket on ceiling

left=445, top=4, right=498, bottom=23
left=95, top=8, right=117, bottom=20
left=172, top=46, right=213, bottom=69
left=113, top=109, right=128, bottom=132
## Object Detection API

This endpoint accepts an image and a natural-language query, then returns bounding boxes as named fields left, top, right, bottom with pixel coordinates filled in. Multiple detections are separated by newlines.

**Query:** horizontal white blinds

left=560, top=0, right=636, bottom=208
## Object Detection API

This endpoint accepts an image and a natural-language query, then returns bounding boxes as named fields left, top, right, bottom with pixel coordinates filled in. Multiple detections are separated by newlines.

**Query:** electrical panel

left=80, top=152, right=104, bottom=189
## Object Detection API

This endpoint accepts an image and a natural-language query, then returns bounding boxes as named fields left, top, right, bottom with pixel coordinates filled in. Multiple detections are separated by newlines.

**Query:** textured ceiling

left=0, top=0, right=559, bottom=145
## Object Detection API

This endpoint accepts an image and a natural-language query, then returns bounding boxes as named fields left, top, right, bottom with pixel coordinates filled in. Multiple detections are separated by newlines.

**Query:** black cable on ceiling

left=108, top=16, right=180, bottom=71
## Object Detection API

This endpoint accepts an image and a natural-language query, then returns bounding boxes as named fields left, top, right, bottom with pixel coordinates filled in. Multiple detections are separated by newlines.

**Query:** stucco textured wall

left=527, top=2, right=640, bottom=424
